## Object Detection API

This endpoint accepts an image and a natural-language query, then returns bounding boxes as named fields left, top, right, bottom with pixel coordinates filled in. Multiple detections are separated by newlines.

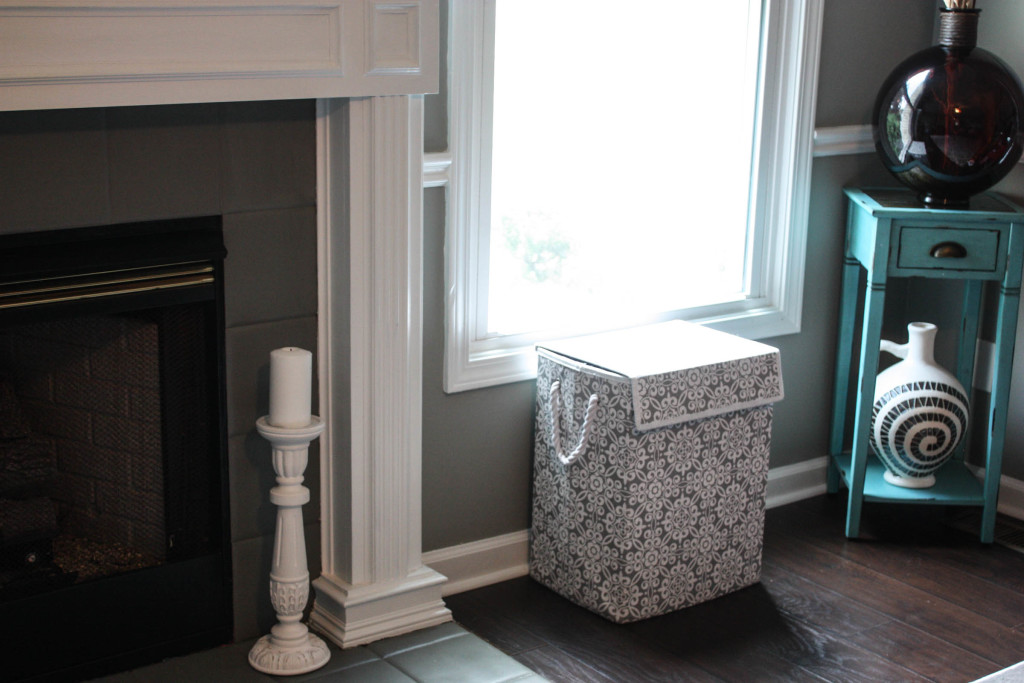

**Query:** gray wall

left=419, top=1, right=960, bottom=551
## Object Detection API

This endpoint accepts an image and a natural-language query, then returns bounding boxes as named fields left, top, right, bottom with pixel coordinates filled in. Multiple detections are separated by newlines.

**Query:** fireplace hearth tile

left=381, top=631, right=541, bottom=683
left=90, top=624, right=546, bottom=683
left=317, top=660, right=418, bottom=682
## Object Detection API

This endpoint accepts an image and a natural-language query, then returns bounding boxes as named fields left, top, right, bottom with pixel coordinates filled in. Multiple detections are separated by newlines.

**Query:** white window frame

left=443, top=0, right=825, bottom=393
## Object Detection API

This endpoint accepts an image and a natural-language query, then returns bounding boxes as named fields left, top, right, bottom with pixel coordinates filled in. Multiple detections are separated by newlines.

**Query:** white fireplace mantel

left=0, top=0, right=449, bottom=648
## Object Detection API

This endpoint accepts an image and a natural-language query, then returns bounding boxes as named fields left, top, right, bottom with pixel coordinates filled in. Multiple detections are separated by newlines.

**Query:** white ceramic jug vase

left=870, top=322, right=970, bottom=489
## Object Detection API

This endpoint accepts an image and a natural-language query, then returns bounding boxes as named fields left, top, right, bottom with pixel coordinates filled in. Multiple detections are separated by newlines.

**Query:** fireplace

left=0, top=218, right=231, bottom=681
left=1, top=1, right=449, bottom=675
left=0, top=97, right=325, bottom=680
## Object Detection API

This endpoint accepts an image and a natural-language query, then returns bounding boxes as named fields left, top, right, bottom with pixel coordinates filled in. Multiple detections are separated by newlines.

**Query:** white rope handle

left=549, top=381, right=599, bottom=465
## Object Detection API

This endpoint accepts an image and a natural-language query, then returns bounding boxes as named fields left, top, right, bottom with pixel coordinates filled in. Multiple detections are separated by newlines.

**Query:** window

left=445, top=0, right=824, bottom=392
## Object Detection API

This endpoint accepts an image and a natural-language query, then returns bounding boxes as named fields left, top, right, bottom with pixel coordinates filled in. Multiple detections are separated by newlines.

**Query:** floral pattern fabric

left=529, top=353, right=776, bottom=623
left=632, top=352, right=783, bottom=430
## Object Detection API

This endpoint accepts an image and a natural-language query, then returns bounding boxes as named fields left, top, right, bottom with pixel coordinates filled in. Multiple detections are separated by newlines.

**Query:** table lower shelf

left=831, top=452, right=986, bottom=505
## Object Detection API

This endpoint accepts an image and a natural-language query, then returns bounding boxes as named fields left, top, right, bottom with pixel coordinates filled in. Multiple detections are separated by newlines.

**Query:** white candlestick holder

left=248, top=415, right=330, bottom=675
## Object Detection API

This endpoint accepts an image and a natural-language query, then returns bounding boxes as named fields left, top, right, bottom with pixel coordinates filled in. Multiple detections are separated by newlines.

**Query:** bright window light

left=484, top=0, right=762, bottom=339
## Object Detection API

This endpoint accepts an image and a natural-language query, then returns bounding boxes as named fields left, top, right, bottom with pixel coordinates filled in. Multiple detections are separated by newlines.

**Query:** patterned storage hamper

left=530, top=320, right=783, bottom=623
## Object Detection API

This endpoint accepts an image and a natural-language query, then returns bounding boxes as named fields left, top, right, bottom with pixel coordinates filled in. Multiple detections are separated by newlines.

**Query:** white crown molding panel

left=0, top=0, right=439, bottom=111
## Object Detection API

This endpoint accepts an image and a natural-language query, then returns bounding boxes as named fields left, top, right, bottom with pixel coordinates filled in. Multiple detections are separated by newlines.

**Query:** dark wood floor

left=446, top=495, right=1024, bottom=682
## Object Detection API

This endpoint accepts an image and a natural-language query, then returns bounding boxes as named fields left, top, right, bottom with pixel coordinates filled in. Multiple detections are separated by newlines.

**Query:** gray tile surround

left=106, top=103, right=223, bottom=223
left=221, top=100, right=318, bottom=213
left=92, top=624, right=547, bottom=683
left=224, top=206, right=319, bottom=328
left=0, top=108, right=110, bottom=232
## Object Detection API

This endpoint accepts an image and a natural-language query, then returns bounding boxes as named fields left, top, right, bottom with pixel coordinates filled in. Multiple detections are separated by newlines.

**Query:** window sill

left=444, top=298, right=800, bottom=393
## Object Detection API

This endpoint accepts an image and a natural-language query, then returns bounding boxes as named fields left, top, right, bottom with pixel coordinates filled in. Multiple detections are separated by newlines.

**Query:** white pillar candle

left=268, top=347, right=312, bottom=428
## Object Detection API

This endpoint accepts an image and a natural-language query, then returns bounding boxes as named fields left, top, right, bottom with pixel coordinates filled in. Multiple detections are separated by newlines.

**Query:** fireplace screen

left=0, top=217, right=231, bottom=682
left=1, top=313, right=168, bottom=586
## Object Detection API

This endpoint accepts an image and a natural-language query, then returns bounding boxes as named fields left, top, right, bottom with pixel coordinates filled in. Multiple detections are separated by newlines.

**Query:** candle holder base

left=248, top=632, right=331, bottom=675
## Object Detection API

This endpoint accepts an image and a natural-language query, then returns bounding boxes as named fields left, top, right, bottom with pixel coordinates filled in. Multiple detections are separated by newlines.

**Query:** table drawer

left=896, top=226, right=1001, bottom=273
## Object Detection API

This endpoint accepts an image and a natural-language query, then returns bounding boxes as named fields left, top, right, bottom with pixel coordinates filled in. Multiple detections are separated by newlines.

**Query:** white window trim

left=443, top=0, right=825, bottom=393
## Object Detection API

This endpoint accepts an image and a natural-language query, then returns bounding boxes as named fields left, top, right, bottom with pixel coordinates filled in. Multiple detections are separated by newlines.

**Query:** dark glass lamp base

left=872, top=10, right=1024, bottom=209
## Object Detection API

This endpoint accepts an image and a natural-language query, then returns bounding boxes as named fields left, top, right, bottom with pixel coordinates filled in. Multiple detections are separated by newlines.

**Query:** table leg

left=829, top=257, right=862, bottom=493
left=846, top=279, right=886, bottom=538
left=954, top=280, right=983, bottom=463
left=982, top=249, right=1023, bottom=542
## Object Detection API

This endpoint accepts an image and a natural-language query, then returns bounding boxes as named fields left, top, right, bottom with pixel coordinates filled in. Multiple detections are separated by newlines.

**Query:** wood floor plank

left=765, top=530, right=1024, bottom=667
left=767, top=622, right=929, bottom=683
left=758, top=562, right=895, bottom=637
left=771, top=496, right=1024, bottom=604
left=512, top=646, right=624, bottom=683
left=761, top=558, right=1002, bottom=681
left=915, top=540, right=1024, bottom=596
left=768, top=497, right=1024, bottom=627
left=845, top=619, right=1001, bottom=683
left=628, top=581, right=927, bottom=683
left=444, top=495, right=1024, bottom=682
left=654, top=635, right=826, bottom=683
left=624, top=586, right=829, bottom=682
left=835, top=541, right=1024, bottom=628
left=768, top=495, right=960, bottom=544
left=449, top=578, right=718, bottom=682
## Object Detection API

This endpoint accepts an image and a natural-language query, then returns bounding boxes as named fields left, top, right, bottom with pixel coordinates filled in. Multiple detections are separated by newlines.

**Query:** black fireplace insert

left=0, top=217, right=231, bottom=682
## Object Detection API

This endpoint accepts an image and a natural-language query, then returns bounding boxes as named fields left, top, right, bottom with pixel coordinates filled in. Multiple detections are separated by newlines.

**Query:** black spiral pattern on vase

left=870, top=381, right=970, bottom=479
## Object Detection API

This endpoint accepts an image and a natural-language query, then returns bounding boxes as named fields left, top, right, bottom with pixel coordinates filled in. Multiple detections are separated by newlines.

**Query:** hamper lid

left=538, top=320, right=783, bottom=430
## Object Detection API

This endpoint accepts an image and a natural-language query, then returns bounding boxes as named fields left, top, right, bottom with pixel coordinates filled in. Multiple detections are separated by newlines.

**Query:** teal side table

left=828, top=187, right=1024, bottom=543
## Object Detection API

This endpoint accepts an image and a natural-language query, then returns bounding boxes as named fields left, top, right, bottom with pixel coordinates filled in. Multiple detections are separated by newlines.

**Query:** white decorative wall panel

left=368, top=3, right=422, bottom=74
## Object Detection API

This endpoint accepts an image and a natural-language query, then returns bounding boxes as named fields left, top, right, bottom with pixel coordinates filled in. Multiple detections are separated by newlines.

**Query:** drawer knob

left=930, top=241, right=967, bottom=259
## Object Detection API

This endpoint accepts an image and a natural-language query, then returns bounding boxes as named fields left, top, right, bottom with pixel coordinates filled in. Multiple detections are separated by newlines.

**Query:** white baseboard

left=998, top=476, right=1024, bottom=520
left=966, top=464, right=1024, bottom=521
left=424, top=530, right=529, bottom=597
left=426, top=459, right=1024, bottom=597
left=998, top=476, right=1024, bottom=519
left=766, top=455, right=830, bottom=508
